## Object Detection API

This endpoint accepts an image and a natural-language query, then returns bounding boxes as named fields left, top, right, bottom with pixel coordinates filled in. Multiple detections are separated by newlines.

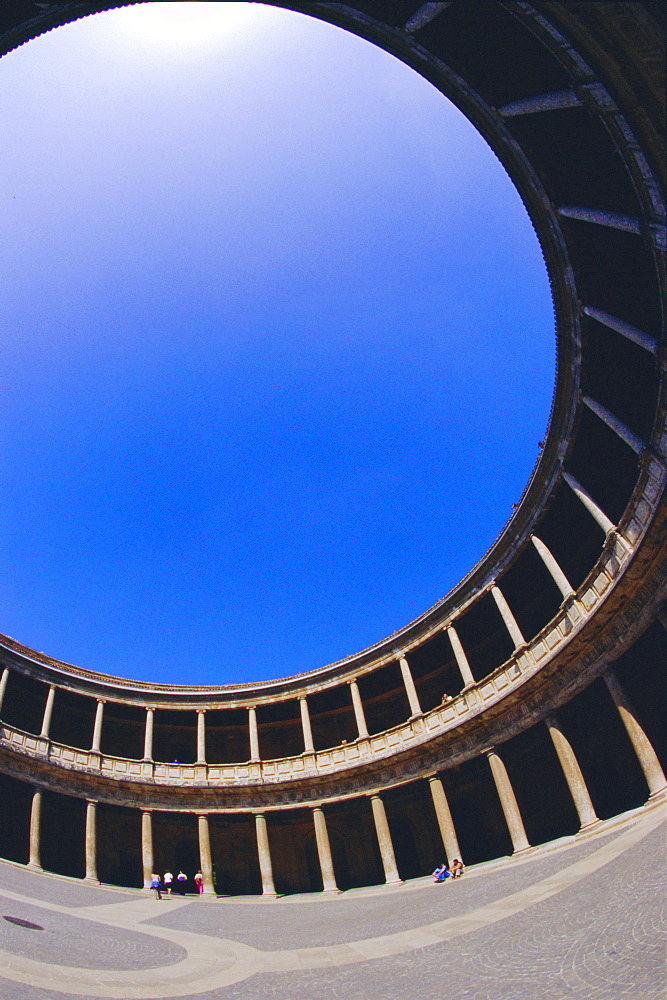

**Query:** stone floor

left=0, top=801, right=664, bottom=1000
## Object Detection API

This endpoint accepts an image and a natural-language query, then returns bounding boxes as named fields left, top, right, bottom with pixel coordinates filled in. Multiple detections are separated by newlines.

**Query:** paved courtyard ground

left=0, top=801, right=664, bottom=1000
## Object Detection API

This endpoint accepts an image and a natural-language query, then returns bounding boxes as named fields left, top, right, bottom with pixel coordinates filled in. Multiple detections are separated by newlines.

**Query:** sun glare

left=122, top=1, right=253, bottom=46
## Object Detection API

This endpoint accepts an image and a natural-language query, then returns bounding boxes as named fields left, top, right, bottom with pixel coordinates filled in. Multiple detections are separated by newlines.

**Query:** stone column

left=255, top=813, right=277, bottom=897
left=197, top=710, right=207, bottom=765
left=491, top=586, right=525, bottom=649
left=604, top=668, right=667, bottom=798
left=40, top=685, right=56, bottom=739
left=0, top=667, right=9, bottom=715
left=428, top=776, right=462, bottom=863
left=141, top=811, right=154, bottom=889
left=399, top=656, right=422, bottom=717
left=545, top=714, right=599, bottom=830
left=531, top=536, right=575, bottom=600
left=370, top=794, right=402, bottom=885
left=28, top=789, right=42, bottom=870
left=299, top=697, right=315, bottom=753
left=446, top=625, right=476, bottom=689
left=91, top=700, right=105, bottom=753
left=312, top=807, right=339, bottom=893
left=563, top=472, right=615, bottom=534
left=85, top=800, right=99, bottom=883
left=349, top=680, right=369, bottom=738
left=486, top=749, right=531, bottom=854
left=143, top=708, right=154, bottom=761
left=248, top=707, right=260, bottom=761
left=198, top=814, right=215, bottom=895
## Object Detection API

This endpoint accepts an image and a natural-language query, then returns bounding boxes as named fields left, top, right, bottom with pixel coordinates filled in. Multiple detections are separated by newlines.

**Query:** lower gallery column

left=312, top=807, right=339, bottom=894
left=486, top=749, right=531, bottom=854
left=255, top=813, right=277, bottom=897
left=428, top=776, right=462, bottom=863
left=198, top=814, right=215, bottom=895
left=28, top=788, right=42, bottom=870
left=85, top=800, right=99, bottom=883
left=141, top=811, right=154, bottom=890
left=604, top=668, right=667, bottom=798
left=545, top=714, right=599, bottom=830
left=370, top=794, right=402, bottom=886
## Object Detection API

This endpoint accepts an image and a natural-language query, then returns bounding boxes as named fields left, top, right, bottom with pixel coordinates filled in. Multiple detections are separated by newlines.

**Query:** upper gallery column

left=196, top=710, right=207, bottom=765
left=399, top=656, right=422, bottom=718
left=349, top=680, right=369, bottom=738
left=299, top=697, right=315, bottom=753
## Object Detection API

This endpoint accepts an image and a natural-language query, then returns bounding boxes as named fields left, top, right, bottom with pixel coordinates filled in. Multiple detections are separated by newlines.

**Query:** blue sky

left=0, top=2, right=554, bottom=685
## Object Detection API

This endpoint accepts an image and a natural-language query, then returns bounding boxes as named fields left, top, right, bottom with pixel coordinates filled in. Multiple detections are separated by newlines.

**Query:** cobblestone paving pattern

left=144, top=833, right=619, bottom=950
left=0, top=865, right=131, bottom=908
left=172, top=822, right=667, bottom=1000
left=0, top=898, right=186, bottom=970
left=0, top=813, right=662, bottom=1000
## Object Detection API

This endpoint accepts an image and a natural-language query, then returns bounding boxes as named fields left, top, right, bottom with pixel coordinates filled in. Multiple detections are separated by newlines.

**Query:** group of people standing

left=150, top=869, right=205, bottom=898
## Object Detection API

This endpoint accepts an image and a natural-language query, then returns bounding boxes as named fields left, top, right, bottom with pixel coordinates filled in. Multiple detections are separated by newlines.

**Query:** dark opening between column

left=581, top=316, right=658, bottom=445
left=152, top=710, right=197, bottom=764
left=611, top=622, right=667, bottom=769
left=496, top=725, right=579, bottom=846
left=453, top=593, right=515, bottom=683
left=266, top=808, right=320, bottom=895
left=40, top=790, right=86, bottom=879
left=99, top=701, right=145, bottom=760
left=256, top=701, right=302, bottom=760
left=0, top=672, right=48, bottom=735
left=563, top=223, right=662, bottom=343
left=438, top=757, right=513, bottom=865
left=383, top=780, right=443, bottom=880
left=209, top=814, right=261, bottom=896
left=555, top=678, right=648, bottom=819
left=407, top=632, right=463, bottom=712
left=205, top=708, right=251, bottom=764
left=308, top=685, right=357, bottom=750
left=152, top=811, right=199, bottom=891
left=534, top=482, right=607, bottom=591
left=566, top=407, right=640, bottom=525
left=499, top=544, right=564, bottom=641
left=417, top=0, right=572, bottom=106
left=0, top=773, right=32, bottom=864
left=96, top=804, right=143, bottom=888
left=49, top=688, right=96, bottom=750
left=356, top=662, right=410, bottom=735
left=315, top=798, right=384, bottom=890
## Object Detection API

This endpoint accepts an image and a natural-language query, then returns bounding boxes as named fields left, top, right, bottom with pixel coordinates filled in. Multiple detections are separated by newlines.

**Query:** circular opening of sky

left=0, top=2, right=554, bottom=686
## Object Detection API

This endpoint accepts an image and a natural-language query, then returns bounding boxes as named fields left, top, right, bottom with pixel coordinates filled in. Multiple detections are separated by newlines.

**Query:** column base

left=511, top=845, right=532, bottom=856
left=26, top=863, right=42, bottom=872
left=383, top=878, right=404, bottom=887
left=648, top=784, right=667, bottom=801
left=578, top=818, right=602, bottom=833
left=321, top=888, right=342, bottom=896
left=260, top=892, right=279, bottom=900
left=84, top=876, right=101, bottom=885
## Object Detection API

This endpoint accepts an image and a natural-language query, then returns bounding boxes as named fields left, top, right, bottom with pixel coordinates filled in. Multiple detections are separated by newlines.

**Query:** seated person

left=432, top=863, right=451, bottom=882
left=450, top=858, right=465, bottom=878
